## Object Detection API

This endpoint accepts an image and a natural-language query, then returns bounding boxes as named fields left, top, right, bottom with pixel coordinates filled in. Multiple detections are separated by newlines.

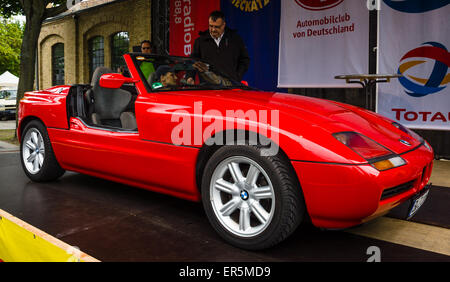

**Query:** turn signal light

left=371, top=156, right=406, bottom=171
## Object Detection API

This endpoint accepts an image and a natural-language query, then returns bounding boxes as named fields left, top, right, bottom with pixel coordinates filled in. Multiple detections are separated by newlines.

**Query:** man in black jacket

left=187, top=11, right=250, bottom=83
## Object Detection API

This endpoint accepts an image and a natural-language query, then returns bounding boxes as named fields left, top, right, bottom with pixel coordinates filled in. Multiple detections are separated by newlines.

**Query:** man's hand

left=193, top=61, right=209, bottom=73
left=186, top=77, right=195, bottom=85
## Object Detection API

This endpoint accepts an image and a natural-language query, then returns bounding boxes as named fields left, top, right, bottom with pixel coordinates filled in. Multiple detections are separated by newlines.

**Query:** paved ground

left=0, top=120, right=16, bottom=130
left=0, top=151, right=449, bottom=263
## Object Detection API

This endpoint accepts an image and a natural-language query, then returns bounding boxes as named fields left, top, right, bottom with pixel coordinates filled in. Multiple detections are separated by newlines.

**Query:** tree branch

left=44, top=3, right=68, bottom=19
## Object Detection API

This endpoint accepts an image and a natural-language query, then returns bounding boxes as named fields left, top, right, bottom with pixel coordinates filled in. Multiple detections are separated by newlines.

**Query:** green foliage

left=0, top=1, right=22, bottom=18
left=0, top=18, right=23, bottom=76
left=0, top=1, right=67, bottom=17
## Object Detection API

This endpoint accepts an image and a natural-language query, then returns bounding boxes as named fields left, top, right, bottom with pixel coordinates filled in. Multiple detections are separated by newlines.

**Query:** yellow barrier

left=0, top=210, right=99, bottom=262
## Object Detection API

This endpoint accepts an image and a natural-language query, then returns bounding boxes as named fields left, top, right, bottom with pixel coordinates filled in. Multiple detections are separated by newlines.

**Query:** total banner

left=169, top=0, right=220, bottom=57
left=278, top=0, right=369, bottom=88
left=377, top=1, right=450, bottom=130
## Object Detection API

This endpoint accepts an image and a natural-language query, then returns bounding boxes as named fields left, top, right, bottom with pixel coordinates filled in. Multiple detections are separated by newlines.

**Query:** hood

left=267, top=92, right=423, bottom=154
left=187, top=89, right=422, bottom=155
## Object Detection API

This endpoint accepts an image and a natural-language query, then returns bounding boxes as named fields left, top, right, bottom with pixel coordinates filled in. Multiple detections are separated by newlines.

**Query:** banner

left=221, top=0, right=282, bottom=92
left=377, top=1, right=450, bottom=130
left=169, top=0, right=220, bottom=56
left=0, top=210, right=98, bottom=262
left=278, top=0, right=369, bottom=88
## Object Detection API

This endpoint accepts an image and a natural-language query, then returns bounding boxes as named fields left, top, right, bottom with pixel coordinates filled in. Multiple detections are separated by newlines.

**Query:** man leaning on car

left=187, top=10, right=250, bottom=84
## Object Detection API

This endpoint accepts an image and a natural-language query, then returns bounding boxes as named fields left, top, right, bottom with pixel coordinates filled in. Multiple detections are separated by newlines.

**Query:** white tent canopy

left=0, top=71, right=19, bottom=90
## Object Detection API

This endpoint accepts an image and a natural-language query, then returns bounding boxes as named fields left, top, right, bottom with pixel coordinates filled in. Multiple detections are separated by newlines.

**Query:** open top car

left=17, top=53, right=434, bottom=250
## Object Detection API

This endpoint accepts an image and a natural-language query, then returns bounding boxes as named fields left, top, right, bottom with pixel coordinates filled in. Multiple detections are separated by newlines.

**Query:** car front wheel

left=201, top=145, right=305, bottom=250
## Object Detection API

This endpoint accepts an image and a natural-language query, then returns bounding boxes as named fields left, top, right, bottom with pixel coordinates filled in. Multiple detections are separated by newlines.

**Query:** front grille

left=381, top=180, right=415, bottom=201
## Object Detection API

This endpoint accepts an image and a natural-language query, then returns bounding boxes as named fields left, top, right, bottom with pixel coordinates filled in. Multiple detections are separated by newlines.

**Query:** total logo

left=294, top=0, right=344, bottom=11
left=383, top=0, right=450, bottom=13
left=397, top=42, right=450, bottom=97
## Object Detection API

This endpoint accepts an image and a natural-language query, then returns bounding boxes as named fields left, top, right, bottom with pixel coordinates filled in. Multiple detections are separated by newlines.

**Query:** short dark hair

left=141, top=40, right=152, bottom=47
left=209, top=10, right=225, bottom=22
left=155, top=65, right=175, bottom=80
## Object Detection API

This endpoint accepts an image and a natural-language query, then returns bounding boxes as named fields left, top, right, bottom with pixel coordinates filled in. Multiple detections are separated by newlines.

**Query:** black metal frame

left=151, top=0, right=170, bottom=55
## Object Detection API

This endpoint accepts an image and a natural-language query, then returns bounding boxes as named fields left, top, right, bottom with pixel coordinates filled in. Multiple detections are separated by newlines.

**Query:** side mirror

left=99, top=73, right=139, bottom=88
left=241, top=80, right=249, bottom=86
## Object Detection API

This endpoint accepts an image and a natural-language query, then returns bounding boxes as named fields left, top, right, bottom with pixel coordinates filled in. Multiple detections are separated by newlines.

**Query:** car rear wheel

left=201, top=145, right=305, bottom=250
left=20, top=120, right=65, bottom=182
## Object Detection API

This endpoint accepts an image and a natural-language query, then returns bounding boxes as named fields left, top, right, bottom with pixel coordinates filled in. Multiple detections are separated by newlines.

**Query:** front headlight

left=333, top=132, right=406, bottom=171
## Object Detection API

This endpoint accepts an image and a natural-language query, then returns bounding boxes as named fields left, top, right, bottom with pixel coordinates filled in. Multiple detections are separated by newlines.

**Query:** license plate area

left=407, top=185, right=431, bottom=220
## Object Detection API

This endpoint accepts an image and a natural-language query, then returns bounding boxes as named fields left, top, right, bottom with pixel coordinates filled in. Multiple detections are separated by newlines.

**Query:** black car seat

left=89, top=67, right=137, bottom=130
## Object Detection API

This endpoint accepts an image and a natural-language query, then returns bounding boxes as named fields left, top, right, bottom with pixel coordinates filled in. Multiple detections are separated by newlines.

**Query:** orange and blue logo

left=398, top=42, right=450, bottom=97
left=383, top=0, right=449, bottom=13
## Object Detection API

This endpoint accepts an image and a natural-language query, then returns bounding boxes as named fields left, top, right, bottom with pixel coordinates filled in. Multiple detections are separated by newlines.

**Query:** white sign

left=278, top=0, right=370, bottom=88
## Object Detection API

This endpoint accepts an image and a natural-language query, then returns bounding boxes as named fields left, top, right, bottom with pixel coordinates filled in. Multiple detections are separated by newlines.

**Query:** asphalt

left=0, top=150, right=449, bottom=262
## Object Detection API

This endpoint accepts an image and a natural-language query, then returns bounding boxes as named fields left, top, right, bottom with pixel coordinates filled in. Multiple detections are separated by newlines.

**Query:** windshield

left=131, top=54, right=252, bottom=92
left=0, top=90, right=17, bottom=100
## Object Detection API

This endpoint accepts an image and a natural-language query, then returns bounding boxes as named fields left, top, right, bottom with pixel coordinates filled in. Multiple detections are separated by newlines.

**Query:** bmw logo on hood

left=399, top=139, right=412, bottom=146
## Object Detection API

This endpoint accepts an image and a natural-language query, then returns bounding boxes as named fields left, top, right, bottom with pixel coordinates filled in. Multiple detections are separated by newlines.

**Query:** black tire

left=20, top=120, right=65, bottom=182
left=201, top=145, right=305, bottom=250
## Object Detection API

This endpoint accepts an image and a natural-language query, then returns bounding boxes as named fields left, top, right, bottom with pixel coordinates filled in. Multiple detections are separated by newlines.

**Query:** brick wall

left=38, top=0, right=152, bottom=89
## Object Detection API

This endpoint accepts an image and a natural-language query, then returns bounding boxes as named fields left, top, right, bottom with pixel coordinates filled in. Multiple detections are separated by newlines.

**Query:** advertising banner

left=278, top=0, right=370, bottom=88
left=377, top=1, right=450, bottom=130
left=169, top=0, right=220, bottom=56
left=221, top=0, right=282, bottom=91
left=0, top=210, right=98, bottom=262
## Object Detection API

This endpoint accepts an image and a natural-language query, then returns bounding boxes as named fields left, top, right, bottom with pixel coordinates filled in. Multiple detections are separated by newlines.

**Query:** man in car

left=153, top=65, right=178, bottom=89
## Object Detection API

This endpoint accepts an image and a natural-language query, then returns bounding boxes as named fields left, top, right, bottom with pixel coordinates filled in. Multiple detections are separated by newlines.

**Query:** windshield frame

left=129, top=53, right=255, bottom=93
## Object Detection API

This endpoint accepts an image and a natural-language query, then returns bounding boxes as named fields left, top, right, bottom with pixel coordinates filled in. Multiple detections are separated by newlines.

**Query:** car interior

left=68, top=66, right=139, bottom=132
left=67, top=54, right=244, bottom=133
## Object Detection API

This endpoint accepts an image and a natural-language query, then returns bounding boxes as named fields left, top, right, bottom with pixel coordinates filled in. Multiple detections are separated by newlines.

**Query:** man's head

left=141, top=40, right=153, bottom=54
left=155, top=65, right=177, bottom=87
left=209, top=10, right=226, bottom=39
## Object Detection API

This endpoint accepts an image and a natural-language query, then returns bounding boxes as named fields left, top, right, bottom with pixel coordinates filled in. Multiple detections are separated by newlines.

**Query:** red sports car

left=18, top=54, right=433, bottom=250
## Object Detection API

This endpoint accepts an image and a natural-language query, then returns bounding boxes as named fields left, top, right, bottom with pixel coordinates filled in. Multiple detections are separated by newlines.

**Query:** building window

left=89, top=36, right=104, bottom=79
left=52, top=43, right=64, bottom=85
left=111, top=32, right=129, bottom=72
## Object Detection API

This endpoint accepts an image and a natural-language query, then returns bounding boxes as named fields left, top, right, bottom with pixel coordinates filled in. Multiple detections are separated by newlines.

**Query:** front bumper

left=291, top=144, right=434, bottom=229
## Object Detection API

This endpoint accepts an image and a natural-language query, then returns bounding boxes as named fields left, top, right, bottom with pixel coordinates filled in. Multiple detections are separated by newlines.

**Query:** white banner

left=377, top=1, right=450, bottom=130
left=278, top=0, right=369, bottom=88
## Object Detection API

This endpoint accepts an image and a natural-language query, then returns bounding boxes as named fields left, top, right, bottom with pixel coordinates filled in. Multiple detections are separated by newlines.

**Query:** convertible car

left=18, top=53, right=433, bottom=250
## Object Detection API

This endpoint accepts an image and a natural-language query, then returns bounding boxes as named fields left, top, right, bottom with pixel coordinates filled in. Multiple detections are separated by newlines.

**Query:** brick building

left=37, top=0, right=152, bottom=89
